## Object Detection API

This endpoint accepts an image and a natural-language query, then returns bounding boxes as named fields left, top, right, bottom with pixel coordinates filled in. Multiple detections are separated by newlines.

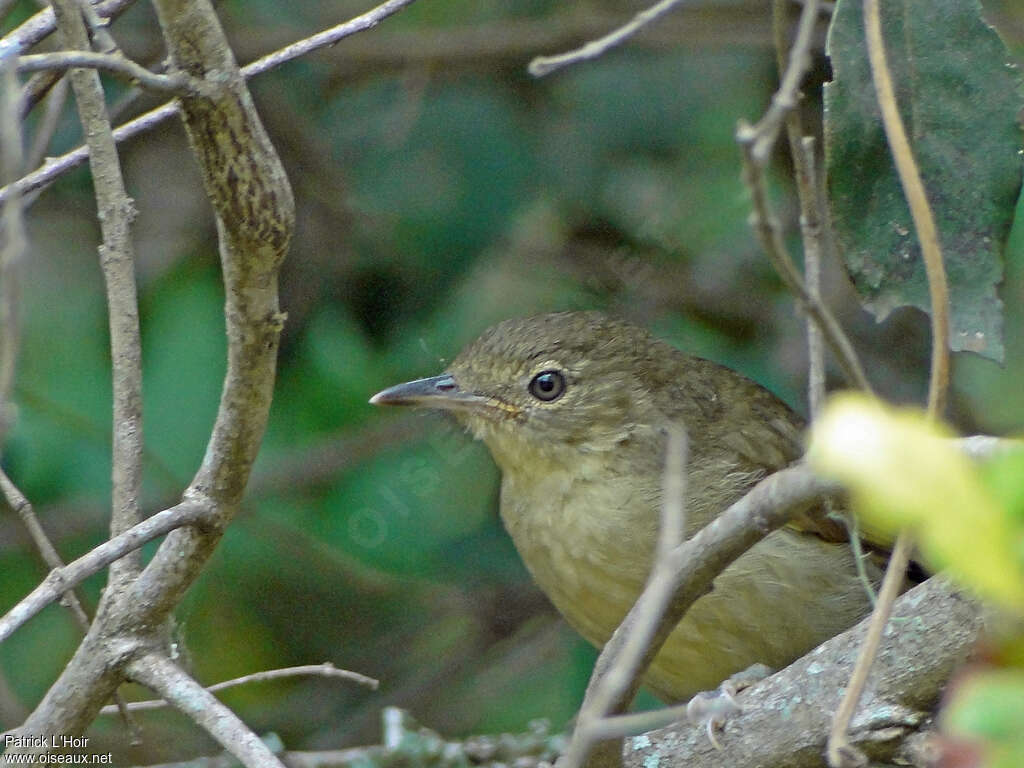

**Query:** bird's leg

left=685, top=663, right=774, bottom=749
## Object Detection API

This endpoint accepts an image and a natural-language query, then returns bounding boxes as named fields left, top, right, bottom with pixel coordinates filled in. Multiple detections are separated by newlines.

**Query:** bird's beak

left=369, top=374, right=490, bottom=412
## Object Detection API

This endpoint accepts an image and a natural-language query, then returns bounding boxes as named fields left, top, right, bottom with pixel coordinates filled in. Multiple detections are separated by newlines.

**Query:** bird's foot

left=685, top=663, right=774, bottom=749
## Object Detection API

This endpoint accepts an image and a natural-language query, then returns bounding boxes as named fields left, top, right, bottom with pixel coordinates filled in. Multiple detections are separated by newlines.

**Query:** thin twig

left=827, top=1, right=952, bottom=764
left=0, top=0, right=420, bottom=207
left=18, top=70, right=64, bottom=121
left=0, top=0, right=137, bottom=54
left=14, top=0, right=140, bottom=119
left=582, top=702, right=689, bottom=742
left=528, top=0, right=693, bottom=77
left=242, top=0, right=420, bottom=78
left=737, top=138, right=871, bottom=393
left=75, top=0, right=118, bottom=54
left=561, top=426, right=689, bottom=768
left=736, top=0, right=872, bottom=395
left=16, top=51, right=201, bottom=94
left=128, top=653, right=286, bottom=768
left=827, top=533, right=911, bottom=767
left=526, top=0, right=833, bottom=78
left=50, top=0, right=145, bottom=579
left=0, top=500, right=210, bottom=644
left=770, top=0, right=827, bottom=415
left=26, top=75, right=69, bottom=171
left=753, top=0, right=821, bottom=161
left=97, top=663, right=379, bottom=715
left=0, top=38, right=25, bottom=443
left=0, top=467, right=140, bottom=736
left=800, top=138, right=827, bottom=416
left=0, top=469, right=93, bottom=629
left=863, top=1, right=949, bottom=415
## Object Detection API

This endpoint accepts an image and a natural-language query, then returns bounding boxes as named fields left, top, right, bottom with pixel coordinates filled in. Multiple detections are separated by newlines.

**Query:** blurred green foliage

left=0, top=0, right=1023, bottom=764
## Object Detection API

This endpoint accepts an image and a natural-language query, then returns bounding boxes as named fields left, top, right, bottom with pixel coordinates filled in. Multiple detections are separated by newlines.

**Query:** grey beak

left=370, top=374, right=489, bottom=410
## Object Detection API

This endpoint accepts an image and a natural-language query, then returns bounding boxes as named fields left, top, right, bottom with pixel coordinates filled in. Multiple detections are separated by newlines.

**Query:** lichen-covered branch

left=625, top=578, right=983, bottom=768
left=126, top=0, right=295, bottom=619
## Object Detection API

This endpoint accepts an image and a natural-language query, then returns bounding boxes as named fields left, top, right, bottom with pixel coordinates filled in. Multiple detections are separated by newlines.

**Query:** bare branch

left=562, top=427, right=689, bottom=768
left=625, top=578, right=984, bottom=767
left=799, top=138, right=827, bottom=416
left=736, top=0, right=872, bottom=395
left=16, top=51, right=201, bottom=94
left=0, top=0, right=421, bottom=208
left=98, top=663, right=378, bottom=714
left=26, top=75, right=69, bottom=170
left=49, top=0, right=145, bottom=582
left=76, top=0, right=119, bottom=54
left=528, top=0, right=832, bottom=77
left=0, top=467, right=140, bottom=736
left=563, top=461, right=844, bottom=766
left=243, top=0, right=419, bottom=78
left=0, top=468, right=93, bottom=630
left=128, top=653, right=286, bottom=768
left=119, top=0, right=294, bottom=623
left=0, top=0, right=137, bottom=54
left=528, top=0, right=692, bottom=77
left=828, top=532, right=912, bottom=767
left=0, top=500, right=210, bottom=644
left=0, top=39, right=24, bottom=442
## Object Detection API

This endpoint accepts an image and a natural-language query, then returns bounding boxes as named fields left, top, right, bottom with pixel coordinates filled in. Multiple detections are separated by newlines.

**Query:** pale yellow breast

left=499, top=464, right=878, bottom=702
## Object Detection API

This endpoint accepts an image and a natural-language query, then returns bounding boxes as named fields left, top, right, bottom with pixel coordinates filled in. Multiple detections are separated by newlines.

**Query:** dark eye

left=528, top=370, right=567, bottom=402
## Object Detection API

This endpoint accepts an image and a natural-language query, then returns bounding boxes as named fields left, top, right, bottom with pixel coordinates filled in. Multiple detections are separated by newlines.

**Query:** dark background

left=1, top=0, right=1022, bottom=762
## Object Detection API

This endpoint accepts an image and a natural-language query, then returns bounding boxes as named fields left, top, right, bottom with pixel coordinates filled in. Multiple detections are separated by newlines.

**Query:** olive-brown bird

left=370, top=311, right=880, bottom=702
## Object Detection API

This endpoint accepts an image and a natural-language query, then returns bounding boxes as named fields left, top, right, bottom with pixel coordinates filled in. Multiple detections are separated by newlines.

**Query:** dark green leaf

left=824, top=0, right=1023, bottom=360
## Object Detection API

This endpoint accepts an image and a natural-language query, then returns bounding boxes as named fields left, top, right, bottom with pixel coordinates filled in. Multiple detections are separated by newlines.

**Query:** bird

left=370, top=310, right=883, bottom=703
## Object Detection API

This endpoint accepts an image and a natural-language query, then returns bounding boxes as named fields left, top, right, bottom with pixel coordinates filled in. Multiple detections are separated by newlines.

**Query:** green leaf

left=944, top=669, right=1024, bottom=768
left=808, top=394, right=1024, bottom=610
left=823, top=0, right=1024, bottom=361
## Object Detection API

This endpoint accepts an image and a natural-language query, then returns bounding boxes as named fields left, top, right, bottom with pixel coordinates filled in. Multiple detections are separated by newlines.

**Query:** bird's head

left=370, top=312, right=667, bottom=472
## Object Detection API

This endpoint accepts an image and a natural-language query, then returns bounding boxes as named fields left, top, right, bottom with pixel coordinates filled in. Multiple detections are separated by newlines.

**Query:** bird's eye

left=528, top=370, right=567, bottom=402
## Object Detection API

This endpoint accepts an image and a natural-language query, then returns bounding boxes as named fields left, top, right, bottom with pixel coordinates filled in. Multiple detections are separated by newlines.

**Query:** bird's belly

left=500, top=472, right=878, bottom=702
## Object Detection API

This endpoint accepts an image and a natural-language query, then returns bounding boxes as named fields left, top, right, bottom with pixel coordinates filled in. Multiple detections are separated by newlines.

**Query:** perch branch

left=625, top=577, right=983, bottom=767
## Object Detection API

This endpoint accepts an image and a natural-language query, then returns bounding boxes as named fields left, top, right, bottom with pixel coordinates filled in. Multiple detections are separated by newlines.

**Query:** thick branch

left=120, top=0, right=294, bottom=623
left=624, top=578, right=983, bottom=767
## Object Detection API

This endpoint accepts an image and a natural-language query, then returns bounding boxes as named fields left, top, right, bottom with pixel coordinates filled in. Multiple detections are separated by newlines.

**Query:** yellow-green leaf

left=808, top=393, right=1024, bottom=610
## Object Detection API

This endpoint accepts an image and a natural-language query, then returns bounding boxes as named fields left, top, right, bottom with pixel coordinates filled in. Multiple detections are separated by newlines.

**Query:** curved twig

left=827, top=1, right=952, bottom=764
